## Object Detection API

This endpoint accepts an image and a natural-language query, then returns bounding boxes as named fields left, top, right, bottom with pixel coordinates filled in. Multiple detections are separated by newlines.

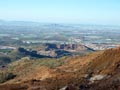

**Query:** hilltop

left=0, top=47, right=120, bottom=90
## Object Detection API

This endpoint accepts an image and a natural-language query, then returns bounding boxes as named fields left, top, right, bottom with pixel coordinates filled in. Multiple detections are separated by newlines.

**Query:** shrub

left=0, top=72, right=16, bottom=83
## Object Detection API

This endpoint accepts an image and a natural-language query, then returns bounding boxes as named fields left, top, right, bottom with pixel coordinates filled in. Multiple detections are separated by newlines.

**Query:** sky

left=0, top=0, right=120, bottom=25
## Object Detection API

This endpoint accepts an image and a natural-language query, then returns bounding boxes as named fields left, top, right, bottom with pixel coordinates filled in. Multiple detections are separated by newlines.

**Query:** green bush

left=0, top=72, right=16, bottom=83
left=0, top=56, right=11, bottom=66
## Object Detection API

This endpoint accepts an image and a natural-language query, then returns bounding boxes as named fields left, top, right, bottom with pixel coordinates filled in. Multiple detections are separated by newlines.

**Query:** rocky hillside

left=0, top=47, right=120, bottom=90
left=43, top=43, right=94, bottom=57
left=0, top=43, right=94, bottom=67
left=45, top=43, right=94, bottom=52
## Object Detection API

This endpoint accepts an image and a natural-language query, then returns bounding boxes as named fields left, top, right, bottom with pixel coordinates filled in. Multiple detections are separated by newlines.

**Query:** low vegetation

left=0, top=72, right=16, bottom=83
left=0, top=55, right=11, bottom=66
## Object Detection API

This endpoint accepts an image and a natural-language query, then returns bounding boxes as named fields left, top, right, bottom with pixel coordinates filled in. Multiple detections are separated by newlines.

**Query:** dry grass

left=1, top=47, right=120, bottom=90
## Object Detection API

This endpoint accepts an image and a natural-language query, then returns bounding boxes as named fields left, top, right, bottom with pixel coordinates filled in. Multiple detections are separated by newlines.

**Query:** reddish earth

left=1, top=47, right=120, bottom=90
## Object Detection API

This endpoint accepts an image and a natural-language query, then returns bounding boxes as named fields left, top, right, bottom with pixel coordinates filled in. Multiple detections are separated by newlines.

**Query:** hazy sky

left=0, top=0, right=120, bottom=25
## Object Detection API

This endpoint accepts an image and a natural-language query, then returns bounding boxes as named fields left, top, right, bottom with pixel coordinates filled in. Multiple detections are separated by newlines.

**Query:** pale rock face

left=59, top=86, right=68, bottom=90
left=89, top=75, right=106, bottom=83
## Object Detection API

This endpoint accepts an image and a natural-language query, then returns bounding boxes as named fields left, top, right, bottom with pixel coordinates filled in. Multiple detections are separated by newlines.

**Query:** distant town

left=0, top=21, right=120, bottom=53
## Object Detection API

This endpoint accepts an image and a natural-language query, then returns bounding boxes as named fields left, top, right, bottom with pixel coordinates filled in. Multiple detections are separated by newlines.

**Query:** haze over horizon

left=0, top=0, right=120, bottom=25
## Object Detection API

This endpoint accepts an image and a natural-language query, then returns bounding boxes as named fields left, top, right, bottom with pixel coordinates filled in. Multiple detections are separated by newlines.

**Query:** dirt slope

left=1, top=47, right=120, bottom=90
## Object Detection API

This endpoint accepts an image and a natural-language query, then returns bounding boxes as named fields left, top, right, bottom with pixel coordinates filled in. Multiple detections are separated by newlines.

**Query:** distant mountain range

left=0, top=20, right=41, bottom=26
left=0, top=19, right=120, bottom=28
